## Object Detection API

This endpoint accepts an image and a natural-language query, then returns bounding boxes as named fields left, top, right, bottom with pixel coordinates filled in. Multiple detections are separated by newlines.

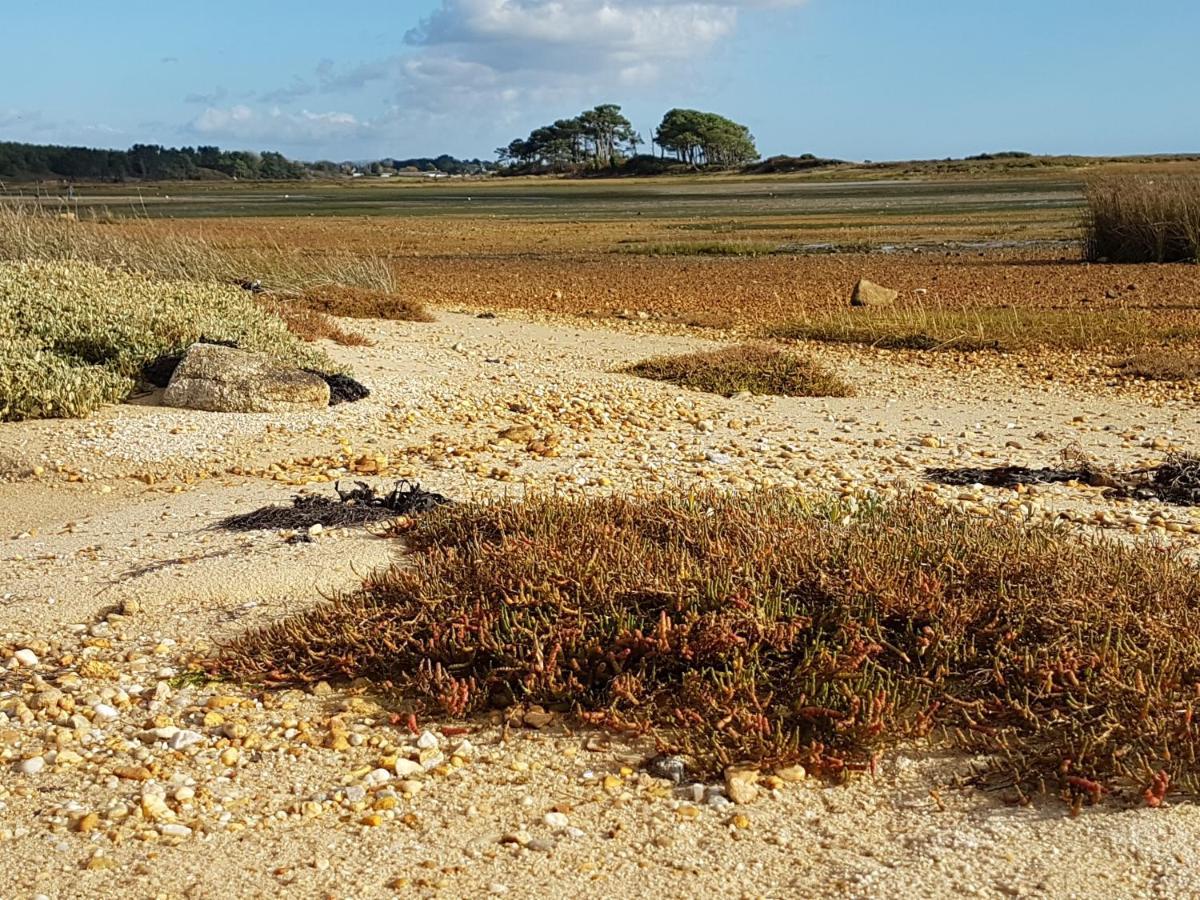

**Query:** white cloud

left=184, top=0, right=809, bottom=154
left=190, top=105, right=369, bottom=146
left=401, top=0, right=801, bottom=86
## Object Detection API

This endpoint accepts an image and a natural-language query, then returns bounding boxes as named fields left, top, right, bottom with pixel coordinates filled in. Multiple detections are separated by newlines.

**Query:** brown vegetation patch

left=622, top=343, right=853, bottom=397
left=217, top=490, right=1200, bottom=802
left=298, top=284, right=434, bottom=322
left=257, top=297, right=372, bottom=346
left=1112, top=351, right=1200, bottom=382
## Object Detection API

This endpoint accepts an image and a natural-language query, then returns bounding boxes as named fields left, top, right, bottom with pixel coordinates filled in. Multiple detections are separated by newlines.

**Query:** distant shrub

left=1084, top=175, right=1200, bottom=263
left=965, top=151, right=1033, bottom=161
left=0, top=261, right=333, bottom=421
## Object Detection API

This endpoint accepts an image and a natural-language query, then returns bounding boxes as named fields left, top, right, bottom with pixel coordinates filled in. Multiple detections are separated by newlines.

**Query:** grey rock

left=163, top=343, right=329, bottom=413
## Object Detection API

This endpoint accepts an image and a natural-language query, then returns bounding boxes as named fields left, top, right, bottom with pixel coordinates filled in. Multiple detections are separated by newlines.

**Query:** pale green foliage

left=0, top=260, right=333, bottom=421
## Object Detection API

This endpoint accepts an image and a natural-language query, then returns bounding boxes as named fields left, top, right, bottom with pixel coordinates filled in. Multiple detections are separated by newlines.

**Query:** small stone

left=114, top=765, right=153, bottom=781
left=645, top=755, right=687, bottom=785
left=500, top=830, right=532, bottom=846
left=159, top=823, right=193, bottom=838
left=75, top=813, right=100, bottom=833
left=14, top=649, right=39, bottom=667
left=393, top=758, right=423, bottom=777
left=543, top=811, right=570, bottom=830
left=416, top=730, right=440, bottom=750
left=725, top=765, right=760, bottom=804
left=775, top=764, right=807, bottom=783
left=92, top=703, right=119, bottom=721
left=17, top=756, right=45, bottom=775
left=167, top=730, right=204, bottom=751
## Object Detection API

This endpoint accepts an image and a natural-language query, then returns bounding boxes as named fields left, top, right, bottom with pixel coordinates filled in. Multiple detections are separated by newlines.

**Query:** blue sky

left=2, top=1, right=1196, bottom=162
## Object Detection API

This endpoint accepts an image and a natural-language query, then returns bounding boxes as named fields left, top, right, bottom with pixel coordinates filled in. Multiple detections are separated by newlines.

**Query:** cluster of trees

left=653, top=109, right=758, bottom=167
left=496, top=105, right=758, bottom=172
left=496, top=104, right=643, bottom=170
left=0, top=141, right=307, bottom=181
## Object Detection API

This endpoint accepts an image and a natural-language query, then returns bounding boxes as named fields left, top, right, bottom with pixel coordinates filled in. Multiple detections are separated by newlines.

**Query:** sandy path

left=2, top=312, right=1199, bottom=899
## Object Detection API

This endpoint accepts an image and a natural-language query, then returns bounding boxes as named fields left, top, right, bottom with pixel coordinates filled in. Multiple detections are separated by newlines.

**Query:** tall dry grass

left=0, top=199, right=397, bottom=293
left=1084, top=175, right=1200, bottom=263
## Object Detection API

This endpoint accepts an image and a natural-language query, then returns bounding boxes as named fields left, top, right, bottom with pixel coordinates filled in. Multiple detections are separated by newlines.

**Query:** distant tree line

left=0, top=141, right=310, bottom=181
left=0, top=141, right=498, bottom=182
left=496, top=105, right=759, bottom=173
left=380, top=155, right=498, bottom=175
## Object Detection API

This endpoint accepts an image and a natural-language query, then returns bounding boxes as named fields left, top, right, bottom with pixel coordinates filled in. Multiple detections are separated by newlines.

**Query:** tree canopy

left=653, top=109, right=758, bottom=167
left=496, top=104, right=641, bottom=171
left=495, top=105, right=758, bottom=172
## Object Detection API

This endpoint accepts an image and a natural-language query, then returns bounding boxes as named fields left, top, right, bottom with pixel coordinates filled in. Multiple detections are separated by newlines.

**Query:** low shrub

left=1084, top=175, right=1200, bottom=263
left=622, top=343, right=853, bottom=397
left=0, top=260, right=334, bottom=421
left=216, top=490, right=1200, bottom=801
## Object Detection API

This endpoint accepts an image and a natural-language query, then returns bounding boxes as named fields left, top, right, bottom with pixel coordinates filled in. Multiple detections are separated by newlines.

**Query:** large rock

left=850, top=278, right=899, bottom=307
left=163, top=343, right=329, bottom=413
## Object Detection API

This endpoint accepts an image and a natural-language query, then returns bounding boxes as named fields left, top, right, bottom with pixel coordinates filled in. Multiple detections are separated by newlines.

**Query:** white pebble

left=167, top=730, right=204, bottom=751
left=14, top=649, right=38, bottom=667
left=416, top=730, right=439, bottom=750
left=93, top=703, right=119, bottom=721
left=17, top=757, right=45, bottom=775
left=543, top=811, right=570, bottom=830
left=394, top=758, right=423, bottom=777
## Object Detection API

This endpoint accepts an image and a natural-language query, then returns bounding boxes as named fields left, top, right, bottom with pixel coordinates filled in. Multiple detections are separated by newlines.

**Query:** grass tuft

left=1084, top=175, right=1200, bottom=263
left=622, top=342, right=853, bottom=397
left=218, top=490, right=1200, bottom=802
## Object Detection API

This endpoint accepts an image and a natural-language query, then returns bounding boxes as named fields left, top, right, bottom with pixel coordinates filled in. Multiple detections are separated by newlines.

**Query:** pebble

left=17, top=756, right=45, bottom=775
left=543, top=811, right=570, bottom=830
left=646, top=755, right=687, bottom=784
left=724, top=766, right=760, bottom=805
left=13, top=649, right=39, bottom=667
left=394, top=758, right=423, bottom=777
left=167, top=730, right=204, bottom=751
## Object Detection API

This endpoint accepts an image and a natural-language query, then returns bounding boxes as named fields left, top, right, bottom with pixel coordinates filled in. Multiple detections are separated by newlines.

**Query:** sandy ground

left=2, top=311, right=1200, bottom=899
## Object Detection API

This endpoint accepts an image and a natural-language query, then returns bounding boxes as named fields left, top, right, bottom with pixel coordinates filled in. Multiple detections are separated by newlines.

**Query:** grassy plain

left=9, top=158, right=1200, bottom=366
